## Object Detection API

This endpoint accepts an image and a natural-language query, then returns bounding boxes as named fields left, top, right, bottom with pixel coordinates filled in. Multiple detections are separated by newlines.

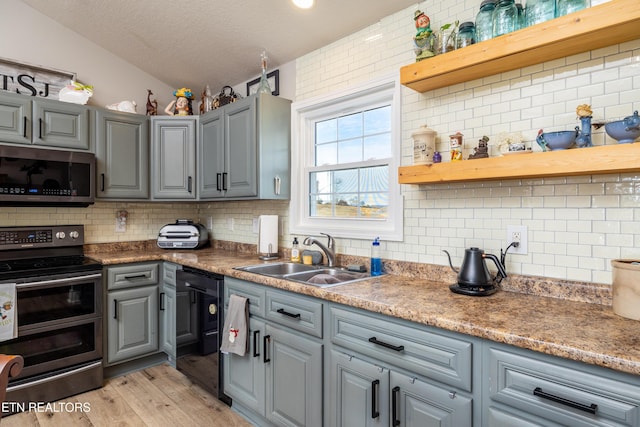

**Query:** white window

left=290, top=76, right=403, bottom=241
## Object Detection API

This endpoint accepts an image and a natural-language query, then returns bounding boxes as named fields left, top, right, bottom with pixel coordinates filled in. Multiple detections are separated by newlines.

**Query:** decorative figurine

left=449, top=132, right=463, bottom=161
left=433, top=151, right=442, bottom=163
left=164, top=87, right=194, bottom=116
left=575, top=104, right=593, bottom=148
left=468, top=136, right=490, bottom=159
left=58, top=80, right=93, bottom=105
left=146, top=89, right=158, bottom=116
left=106, top=100, right=137, bottom=113
left=413, top=10, right=436, bottom=61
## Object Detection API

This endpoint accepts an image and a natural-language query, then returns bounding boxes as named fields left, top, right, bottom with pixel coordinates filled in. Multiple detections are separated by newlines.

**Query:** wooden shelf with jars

left=400, top=0, right=640, bottom=93
left=398, top=143, right=640, bottom=184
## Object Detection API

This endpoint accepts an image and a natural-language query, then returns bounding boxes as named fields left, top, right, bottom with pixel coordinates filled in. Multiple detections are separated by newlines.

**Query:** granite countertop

left=89, top=246, right=640, bottom=377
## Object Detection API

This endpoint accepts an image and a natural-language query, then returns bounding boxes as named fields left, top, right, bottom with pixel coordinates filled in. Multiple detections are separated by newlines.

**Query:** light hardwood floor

left=2, top=363, right=253, bottom=427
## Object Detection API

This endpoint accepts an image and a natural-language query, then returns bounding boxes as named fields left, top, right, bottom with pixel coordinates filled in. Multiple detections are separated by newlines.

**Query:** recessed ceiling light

left=292, top=0, right=314, bottom=9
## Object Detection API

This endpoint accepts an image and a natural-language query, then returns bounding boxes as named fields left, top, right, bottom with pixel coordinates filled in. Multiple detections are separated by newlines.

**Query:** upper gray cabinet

left=0, top=91, right=90, bottom=150
left=150, top=116, right=197, bottom=200
left=198, top=93, right=291, bottom=200
left=94, top=109, right=149, bottom=199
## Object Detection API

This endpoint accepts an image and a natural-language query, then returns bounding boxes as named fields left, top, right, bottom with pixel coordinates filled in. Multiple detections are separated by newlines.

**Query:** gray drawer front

left=265, top=289, right=323, bottom=338
left=162, top=262, right=181, bottom=285
left=330, top=305, right=473, bottom=391
left=107, top=262, right=159, bottom=290
left=487, top=346, right=640, bottom=426
left=224, top=277, right=266, bottom=318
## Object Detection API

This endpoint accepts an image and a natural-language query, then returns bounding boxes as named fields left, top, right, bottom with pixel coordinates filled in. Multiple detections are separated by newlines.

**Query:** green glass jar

left=492, top=0, right=517, bottom=37
left=475, top=0, right=497, bottom=42
left=556, top=0, right=589, bottom=17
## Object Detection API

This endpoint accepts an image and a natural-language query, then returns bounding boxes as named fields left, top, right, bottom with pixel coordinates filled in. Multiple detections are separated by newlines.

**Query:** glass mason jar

left=515, top=3, right=525, bottom=29
left=526, top=0, right=556, bottom=27
left=456, top=22, right=476, bottom=48
left=436, top=27, right=457, bottom=54
left=493, top=0, right=518, bottom=37
left=556, top=0, right=589, bottom=17
left=476, top=0, right=497, bottom=42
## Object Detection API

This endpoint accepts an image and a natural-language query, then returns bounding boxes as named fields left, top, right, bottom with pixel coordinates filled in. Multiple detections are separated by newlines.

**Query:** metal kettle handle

left=483, top=253, right=507, bottom=283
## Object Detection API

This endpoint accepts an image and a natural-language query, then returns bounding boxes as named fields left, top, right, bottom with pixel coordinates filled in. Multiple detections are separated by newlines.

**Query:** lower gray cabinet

left=484, top=343, right=640, bottom=427
left=223, top=277, right=323, bottom=427
left=330, top=347, right=473, bottom=427
left=105, top=262, right=160, bottom=366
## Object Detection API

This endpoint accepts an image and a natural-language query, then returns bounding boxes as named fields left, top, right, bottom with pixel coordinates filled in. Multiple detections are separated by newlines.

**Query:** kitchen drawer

left=162, top=262, right=181, bottom=286
left=224, top=277, right=266, bottom=318
left=265, top=288, right=323, bottom=338
left=487, top=346, right=640, bottom=426
left=107, top=262, right=159, bottom=290
left=330, top=304, right=473, bottom=391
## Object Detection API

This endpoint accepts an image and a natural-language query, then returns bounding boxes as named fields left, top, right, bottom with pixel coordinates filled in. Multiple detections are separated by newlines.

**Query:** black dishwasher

left=175, top=266, right=230, bottom=405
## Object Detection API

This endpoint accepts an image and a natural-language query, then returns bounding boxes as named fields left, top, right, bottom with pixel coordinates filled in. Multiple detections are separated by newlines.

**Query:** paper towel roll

left=258, top=215, right=279, bottom=256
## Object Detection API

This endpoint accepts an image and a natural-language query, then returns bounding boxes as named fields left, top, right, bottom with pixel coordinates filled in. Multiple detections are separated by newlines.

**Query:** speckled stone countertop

left=87, top=244, right=640, bottom=377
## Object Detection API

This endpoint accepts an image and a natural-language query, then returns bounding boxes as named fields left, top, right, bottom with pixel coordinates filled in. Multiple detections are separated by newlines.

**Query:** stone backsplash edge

left=85, top=239, right=611, bottom=306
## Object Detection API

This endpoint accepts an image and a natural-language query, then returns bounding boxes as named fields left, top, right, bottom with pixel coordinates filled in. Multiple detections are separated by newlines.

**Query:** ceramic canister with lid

left=412, top=125, right=437, bottom=165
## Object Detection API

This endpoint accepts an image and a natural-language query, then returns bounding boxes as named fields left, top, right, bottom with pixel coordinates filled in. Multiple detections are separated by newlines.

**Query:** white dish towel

left=0, top=283, right=17, bottom=342
left=220, top=294, right=249, bottom=356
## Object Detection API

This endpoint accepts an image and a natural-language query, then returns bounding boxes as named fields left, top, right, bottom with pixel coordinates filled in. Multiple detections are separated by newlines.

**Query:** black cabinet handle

left=263, top=335, right=271, bottom=363
left=277, top=308, right=301, bottom=319
left=533, top=387, right=598, bottom=414
left=368, top=337, right=405, bottom=352
left=100, top=174, right=105, bottom=192
left=188, top=176, right=192, bottom=193
left=190, top=289, right=196, bottom=305
left=124, top=274, right=147, bottom=281
left=392, top=386, right=400, bottom=426
left=252, top=330, right=260, bottom=358
left=371, top=379, right=380, bottom=419
left=23, top=116, right=27, bottom=138
left=216, top=173, right=222, bottom=191
left=222, top=172, right=228, bottom=191
left=113, top=299, right=118, bottom=319
left=159, top=292, right=165, bottom=311
left=39, top=118, right=43, bottom=139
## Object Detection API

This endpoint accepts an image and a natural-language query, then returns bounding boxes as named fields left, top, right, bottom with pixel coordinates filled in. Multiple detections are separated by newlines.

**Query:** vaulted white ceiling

left=21, top=0, right=417, bottom=94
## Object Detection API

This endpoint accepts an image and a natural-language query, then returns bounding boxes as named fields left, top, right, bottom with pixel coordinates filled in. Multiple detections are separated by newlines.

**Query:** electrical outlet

left=227, top=218, right=234, bottom=231
left=207, top=216, right=213, bottom=230
left=506, top=225, right=527, bottom=255
left=253, top=217, right=259, bottom=233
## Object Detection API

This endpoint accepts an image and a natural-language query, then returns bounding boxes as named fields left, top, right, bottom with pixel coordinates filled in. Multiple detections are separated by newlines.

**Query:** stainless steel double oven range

left=0, top=225, right=102, bottom=412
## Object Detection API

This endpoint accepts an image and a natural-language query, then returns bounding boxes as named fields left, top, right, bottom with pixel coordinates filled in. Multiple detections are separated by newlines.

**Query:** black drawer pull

left=188, top=176, right=193, bottom=193
left=100, top=173, right=105, bottom=192
left=159, top=292, right=165, bottom=311
left=368, top=337, right=405, bottom=352
left=113, top=299, right=118, bottom=319
left=216, top=173, right=222, bottom=191
left=23, top=116, right=27, bottom=138
left=263, top=335, right=271, bottom=363
left=39, top=117, right=43, bottom=139
left=392, top=386, right=400, bottom=426
left=277, top=308, right=301, bottom=319
left=371, top=379, right=380, bottom=419
left=123, top=274, right=147, bottom=280
left=252, top=330, right=260, bottom=358
left=533, top=387, right=598, bottom=414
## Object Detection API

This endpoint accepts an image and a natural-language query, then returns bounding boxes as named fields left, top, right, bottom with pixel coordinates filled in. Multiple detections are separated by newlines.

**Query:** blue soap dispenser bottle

left=371, top=237, right=382, bottom=276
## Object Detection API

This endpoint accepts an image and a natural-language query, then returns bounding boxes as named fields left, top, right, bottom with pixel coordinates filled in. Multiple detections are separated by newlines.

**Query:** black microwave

left=0, top=145, right=95, bottom=206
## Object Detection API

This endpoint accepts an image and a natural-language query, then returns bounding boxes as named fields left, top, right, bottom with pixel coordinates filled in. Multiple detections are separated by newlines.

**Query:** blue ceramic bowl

left=536, top=130, right=577, bottom=151
left=605, top=119, right=640, bottom=144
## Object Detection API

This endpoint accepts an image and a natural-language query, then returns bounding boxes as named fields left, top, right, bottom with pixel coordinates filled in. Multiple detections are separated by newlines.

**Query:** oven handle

left=16, top=273, right=102, bottom=289
left=7, top=360, right=103, bottom=392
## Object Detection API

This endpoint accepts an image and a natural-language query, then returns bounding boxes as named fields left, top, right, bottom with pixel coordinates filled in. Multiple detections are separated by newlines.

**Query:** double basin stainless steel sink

left=235, top=262, right=373, bottom=288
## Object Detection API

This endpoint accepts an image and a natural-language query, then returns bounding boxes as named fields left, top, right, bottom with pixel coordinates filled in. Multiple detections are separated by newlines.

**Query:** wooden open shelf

left=398, top=144, right=640, bottom=184
left=400, top=0, right=640, bottom=93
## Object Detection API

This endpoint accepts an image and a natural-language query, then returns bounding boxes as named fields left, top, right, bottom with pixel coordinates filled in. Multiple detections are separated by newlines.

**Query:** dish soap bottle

left=291, top=237, right=301, bottom=263
left=371, top=237, right=382, bottom=276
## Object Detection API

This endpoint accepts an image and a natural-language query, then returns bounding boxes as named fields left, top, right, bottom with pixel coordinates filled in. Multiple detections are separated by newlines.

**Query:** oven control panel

left=0, top=225, right=84, bottom=249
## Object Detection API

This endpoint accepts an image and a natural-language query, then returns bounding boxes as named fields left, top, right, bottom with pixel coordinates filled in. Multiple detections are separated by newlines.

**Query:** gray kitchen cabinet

left=150, top=116, right=197, bottom=199
left=484, top=342, right=640, bottom=427
left=94, top=109, right=149, bottom=199
left=0, top=91, right=90, bottom=150
left=199, top=93, right=291, bottom=200
left=223, top=277, right=323, bottom=427
left=105, top=262, right=160, bottom=366
left=160, top=262, right=198, bottom=363
left=0, top=91, right=31, bottom=144
left=328, top=304, right=475, bottom=427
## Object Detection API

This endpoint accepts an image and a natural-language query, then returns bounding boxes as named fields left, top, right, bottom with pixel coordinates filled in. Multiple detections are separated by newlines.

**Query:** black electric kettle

left=443, top=247, right=508, bottom=296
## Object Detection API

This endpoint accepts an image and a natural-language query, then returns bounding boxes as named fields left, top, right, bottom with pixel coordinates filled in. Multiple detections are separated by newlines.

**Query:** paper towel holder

left=259, top=243, right=279, bottom=261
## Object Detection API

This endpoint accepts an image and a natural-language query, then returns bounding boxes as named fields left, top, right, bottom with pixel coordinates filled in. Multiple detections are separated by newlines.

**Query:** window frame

left=290, top=75, right=403, bottom=241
